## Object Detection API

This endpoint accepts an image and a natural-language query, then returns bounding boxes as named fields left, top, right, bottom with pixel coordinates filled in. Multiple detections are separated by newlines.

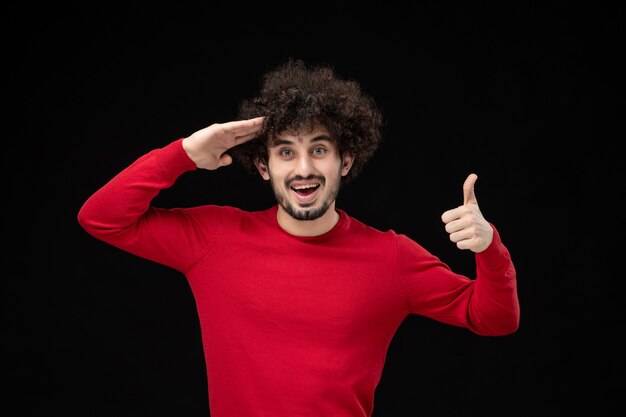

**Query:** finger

left=234, top=131, right=262, bottom=145
left=444, top=218, right=466, bottom=234
left=236, top=117, right=265, bottom=134
left=227, top=124, right=264, bottom=143
left=441, top=207, right=462, bottom=224
left=222, top=117, right=265, bottom=134
left=455, top=239, right=473, bottom=251
left=463, top=173, right=478, bottom=205
left=449, top=229, right=472, bottom=244
left=247, top=116, right=265, bottom=124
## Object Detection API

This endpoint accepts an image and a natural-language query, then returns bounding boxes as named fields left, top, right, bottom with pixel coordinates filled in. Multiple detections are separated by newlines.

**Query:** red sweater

left=78, top=138, right=520, bottom=417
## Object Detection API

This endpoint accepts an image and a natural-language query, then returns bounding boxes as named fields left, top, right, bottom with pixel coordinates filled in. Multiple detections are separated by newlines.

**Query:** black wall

left=6, top=2, right=621, bottom=416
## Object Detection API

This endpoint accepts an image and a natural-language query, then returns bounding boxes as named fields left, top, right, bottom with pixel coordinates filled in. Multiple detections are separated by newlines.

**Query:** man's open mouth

left=290, top=184, right=320, bottom=196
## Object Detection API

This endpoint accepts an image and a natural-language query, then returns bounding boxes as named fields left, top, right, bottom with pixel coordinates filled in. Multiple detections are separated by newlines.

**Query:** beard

left=270, top=174, right=341, bottom=221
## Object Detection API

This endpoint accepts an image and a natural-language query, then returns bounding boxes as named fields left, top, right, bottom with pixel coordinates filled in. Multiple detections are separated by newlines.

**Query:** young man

left=78, top=59, right=520, bottom=417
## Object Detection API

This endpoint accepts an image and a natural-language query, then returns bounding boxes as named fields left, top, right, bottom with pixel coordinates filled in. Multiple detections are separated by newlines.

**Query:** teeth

left=292, top=184, right=318, bottom=190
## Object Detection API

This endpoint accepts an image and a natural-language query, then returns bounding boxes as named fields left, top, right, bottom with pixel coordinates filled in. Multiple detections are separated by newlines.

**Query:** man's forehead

left=271, top=127, right=334, bottom=145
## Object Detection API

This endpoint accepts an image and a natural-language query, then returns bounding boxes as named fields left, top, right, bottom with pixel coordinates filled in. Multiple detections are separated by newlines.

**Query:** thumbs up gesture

left=441, top=173, right=494, bottom=253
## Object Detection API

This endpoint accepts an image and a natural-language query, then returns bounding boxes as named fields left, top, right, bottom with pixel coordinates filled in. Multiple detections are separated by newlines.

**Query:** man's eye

left=312, top=147, right=326, bottom=155
left=280, top=149, right=293, bottom=157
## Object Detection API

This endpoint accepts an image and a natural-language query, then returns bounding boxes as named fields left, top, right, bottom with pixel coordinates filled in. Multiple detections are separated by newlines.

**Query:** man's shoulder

left=341, top=210, right=401, bottom=240
left=184, top=204, right=274, bottom=223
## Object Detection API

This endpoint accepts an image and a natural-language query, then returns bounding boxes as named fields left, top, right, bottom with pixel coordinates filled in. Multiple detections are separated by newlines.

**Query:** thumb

left=219, top=153, right=233, bottom=167
left=463, top=173, right=478, bottom=205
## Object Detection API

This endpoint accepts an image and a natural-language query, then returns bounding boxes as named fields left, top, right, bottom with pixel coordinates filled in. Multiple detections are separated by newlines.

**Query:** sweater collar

left=266, top=205, right=348, bottom=242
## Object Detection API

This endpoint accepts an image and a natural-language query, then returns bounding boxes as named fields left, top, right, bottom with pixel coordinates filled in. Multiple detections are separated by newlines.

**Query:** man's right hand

left=182, top=117, right=265, bottom=170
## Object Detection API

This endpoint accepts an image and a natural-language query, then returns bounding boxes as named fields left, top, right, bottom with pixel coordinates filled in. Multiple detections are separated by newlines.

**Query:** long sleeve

left=397, top=225, right=520, bottom=336
left=77, top=138, right=211, bottom=273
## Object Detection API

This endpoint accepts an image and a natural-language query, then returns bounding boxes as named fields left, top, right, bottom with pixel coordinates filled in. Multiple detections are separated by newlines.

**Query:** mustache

left=286, top=175, right=326, bottom=187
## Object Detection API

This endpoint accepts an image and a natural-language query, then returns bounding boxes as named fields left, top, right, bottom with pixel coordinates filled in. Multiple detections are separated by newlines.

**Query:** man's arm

left=398, top=173, right=520, bottom=336
left=77, top=117, right=264, bottom=271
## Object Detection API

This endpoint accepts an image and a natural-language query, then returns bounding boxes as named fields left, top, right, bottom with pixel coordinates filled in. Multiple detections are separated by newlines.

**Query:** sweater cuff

left=476, top=224, right=512, bottom=270
left=153, top=138, right=198, bottom=177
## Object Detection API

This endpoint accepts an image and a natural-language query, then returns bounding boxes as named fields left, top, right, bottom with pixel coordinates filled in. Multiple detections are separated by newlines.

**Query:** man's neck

left=276, top=204, right=340, bottom=237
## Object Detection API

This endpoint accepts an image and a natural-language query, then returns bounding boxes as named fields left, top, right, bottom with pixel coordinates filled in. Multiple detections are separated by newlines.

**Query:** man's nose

left=294, top=153, right=314, bottom=176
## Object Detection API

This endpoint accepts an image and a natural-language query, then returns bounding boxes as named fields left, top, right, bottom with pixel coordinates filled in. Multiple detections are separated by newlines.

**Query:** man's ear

left=340, top=153, right=355, bottom=177
left=254, top=158, right=270, bottom=180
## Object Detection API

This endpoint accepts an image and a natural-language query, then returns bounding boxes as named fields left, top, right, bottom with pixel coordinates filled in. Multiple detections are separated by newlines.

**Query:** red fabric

left=78, top=138, right=520, bottom=417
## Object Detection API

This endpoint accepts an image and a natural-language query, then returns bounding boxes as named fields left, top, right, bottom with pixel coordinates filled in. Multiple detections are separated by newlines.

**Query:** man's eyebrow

left=272, top=135, right=332, bottom=146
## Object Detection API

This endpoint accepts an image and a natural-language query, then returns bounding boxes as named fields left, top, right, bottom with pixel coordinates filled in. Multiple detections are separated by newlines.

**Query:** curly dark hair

left=232, top=59, right=383, bottom=184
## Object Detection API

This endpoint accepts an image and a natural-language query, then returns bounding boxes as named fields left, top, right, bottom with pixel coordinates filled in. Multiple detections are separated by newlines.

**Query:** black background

left=5, top=1, right=622, bottom=416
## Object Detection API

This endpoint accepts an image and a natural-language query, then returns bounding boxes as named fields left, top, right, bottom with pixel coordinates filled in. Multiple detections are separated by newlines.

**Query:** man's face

left=255, top=126, right=353, bottom=221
